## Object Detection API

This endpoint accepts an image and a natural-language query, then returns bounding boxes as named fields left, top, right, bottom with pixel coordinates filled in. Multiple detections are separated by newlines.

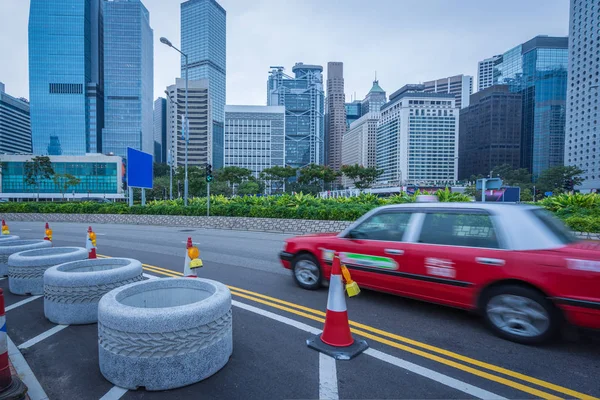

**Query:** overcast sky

left=0, top=0, right=569, bottom=105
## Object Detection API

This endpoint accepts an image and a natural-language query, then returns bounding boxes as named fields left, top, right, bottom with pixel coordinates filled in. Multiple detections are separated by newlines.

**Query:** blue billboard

left=126, top=147, right=153, bottom=189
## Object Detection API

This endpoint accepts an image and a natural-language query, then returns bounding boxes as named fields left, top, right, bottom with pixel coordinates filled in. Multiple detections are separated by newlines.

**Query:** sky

left=0, top=0, right=569, bottom=106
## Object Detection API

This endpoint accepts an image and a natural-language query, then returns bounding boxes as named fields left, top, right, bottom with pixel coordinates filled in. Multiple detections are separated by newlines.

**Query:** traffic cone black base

left=306, top=334, right=368, bottom=360
left=0, top=375, right=27, bottom=400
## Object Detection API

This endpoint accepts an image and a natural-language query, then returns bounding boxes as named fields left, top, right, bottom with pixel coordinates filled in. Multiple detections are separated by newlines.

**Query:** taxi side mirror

left=348, top=229, right=367, bottom=240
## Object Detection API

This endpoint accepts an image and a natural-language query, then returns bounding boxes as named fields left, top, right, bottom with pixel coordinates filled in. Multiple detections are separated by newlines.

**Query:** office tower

left=458, top=85, right=522, bottom=180
left=483, top=36, right=568, bottom=177
left=224, top=105, right=285, bottom=192
left=0, top=84, right=32, bottom=154
left=153, top=97, right=167, bottom=163
left=361, top=79, right=387, bottom=115
left=181, top=0, right=226, bottom=169
left=166, top=79, right=211, bottom=167
left=267, top=64, right=325, bottom=168
left=377, top=84, right=458, bottom=185
left=478, top=55, right=501, bottom=91
left=341, top=112, right=379, bottom=188
left=326, top=62, right=346, bottom=172
left=102, top=0, right=153, bottom=158
left=565, top=0, right=600, bottom=191
left=345, top=101, right=362, bottom=128
left=423, top=74, right=473, bottom=109
left=29, top=0, right=104, bottom=155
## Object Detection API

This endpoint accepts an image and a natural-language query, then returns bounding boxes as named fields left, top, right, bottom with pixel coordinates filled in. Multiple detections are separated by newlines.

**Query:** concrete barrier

left=8, top=247, right=88, bottom=295
left=98, top=278, right=232, bottom=391
left=44, top=258, right=144, bottom=325
left=0, top=235, right=19, bottom=243
left=0, top=240, right=52, bottom=277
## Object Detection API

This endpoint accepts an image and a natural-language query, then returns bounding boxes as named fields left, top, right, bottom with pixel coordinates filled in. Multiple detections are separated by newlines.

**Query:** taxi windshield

left=529, top=209, right=577, bottom=245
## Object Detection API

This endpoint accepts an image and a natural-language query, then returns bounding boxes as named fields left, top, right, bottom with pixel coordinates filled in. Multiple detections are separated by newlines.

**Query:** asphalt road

left=4, top=221, right=600, bottom=400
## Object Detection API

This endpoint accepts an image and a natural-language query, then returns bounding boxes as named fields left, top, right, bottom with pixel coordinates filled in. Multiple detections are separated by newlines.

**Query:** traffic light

left=205, top=163, right=213, bottom=183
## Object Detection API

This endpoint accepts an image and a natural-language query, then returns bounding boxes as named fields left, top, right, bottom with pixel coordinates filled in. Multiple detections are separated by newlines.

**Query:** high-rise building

left=341, top=112, right=380, bottom=188
left=166, top=79, right=211, bottom=167
left=458, top=85, right=522, bottom=180
left=224, top=105, right=285, bottom=192
left=0, top=83, right=31, bottom=154
left=103, top=0, right=153, bottom=158
left=326, top=62, right=346, bottom=172
left=345, top=101, right=362, bottom=128
left=377, top=84, right=458, bottom=185
left=361, top=79, right=387, bottom=115
left=423, top=74, right=473, bottom=109
left=29, top=0, right=104, bottom=155
left=267, top=64, right=325, bottom=168
left=153, top=97, right=167, bottom=163
left=477, top=55, right=501, bottom=91
left=482, top=36, right=568, bottom=178
left=181, top=0, right=226, bottom=169
left=565, top=0, right=600, bottom=191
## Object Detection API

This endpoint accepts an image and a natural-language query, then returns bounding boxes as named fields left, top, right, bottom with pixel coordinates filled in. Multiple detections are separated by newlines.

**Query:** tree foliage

left=52, top=173, right=81, bottom=199
left=340, top=164, right=383, bottom=189
left=260, top=165, right=297, bottom=193
left=24, top=156, right=54, bottom=201
left=298, top=164, right=340, bottom=190
left=536, top=165, right=585, bottom=195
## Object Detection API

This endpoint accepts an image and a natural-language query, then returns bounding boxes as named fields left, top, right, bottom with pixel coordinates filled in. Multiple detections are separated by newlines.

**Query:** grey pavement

left=4, top=221, right=600, bottom=400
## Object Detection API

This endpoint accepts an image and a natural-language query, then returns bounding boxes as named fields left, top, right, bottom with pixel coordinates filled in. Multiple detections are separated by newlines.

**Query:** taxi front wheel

left=482, top=285, right=559, bottom=345
left=292, top=254, right=322, bottom=290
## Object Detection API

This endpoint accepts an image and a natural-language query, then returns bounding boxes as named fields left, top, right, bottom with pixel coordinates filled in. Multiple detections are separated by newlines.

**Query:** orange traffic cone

left=306, top=254, right=368, bottom=360
left=44, top=222, right=53, bottom=242
left=86, top=226, right=97, bottom=259
left=183, top=237, right=197, bottom=278
left=1, top=220, right=9, bottom=235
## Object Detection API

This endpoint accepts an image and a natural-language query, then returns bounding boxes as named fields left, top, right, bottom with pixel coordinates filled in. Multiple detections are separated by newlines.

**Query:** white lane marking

left=231, top=300, right=505, bottom=400
left=319, top=353, right=339, bottom=400
left=6, top=295, right=42, bottom=312
left=232, top=300, right=321, bottom=335
left=364, top=348, right=507, bottom=400
left=143, top=273, right=159, bottom=279
left=7, top=336, right=49, bottom=400
left=95, top=233, right=107, bottom=236
left=99, top=385, right=128, bottom=400
left=20, top=229, right=32, bottom=231
left=0, top=277, right=5, bottom=281
left=18, top=325, right=69, bottom=349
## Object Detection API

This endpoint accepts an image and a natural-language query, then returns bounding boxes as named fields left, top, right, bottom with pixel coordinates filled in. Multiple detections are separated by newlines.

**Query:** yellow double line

left=109, top=257, right=597, bottom=400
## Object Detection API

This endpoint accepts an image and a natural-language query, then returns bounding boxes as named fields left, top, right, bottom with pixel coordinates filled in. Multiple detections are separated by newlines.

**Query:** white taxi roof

left=339, top=203, right=570, bottom=251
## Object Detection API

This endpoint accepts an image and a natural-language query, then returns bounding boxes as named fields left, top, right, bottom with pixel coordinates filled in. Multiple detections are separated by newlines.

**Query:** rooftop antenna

left=375, top=71, right=377, bottom=82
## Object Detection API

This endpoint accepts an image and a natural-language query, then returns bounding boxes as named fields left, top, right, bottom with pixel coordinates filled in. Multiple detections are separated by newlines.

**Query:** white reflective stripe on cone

left=183, top=254, right=195, bottom=277
left=326, top=275, right=347, bottom=312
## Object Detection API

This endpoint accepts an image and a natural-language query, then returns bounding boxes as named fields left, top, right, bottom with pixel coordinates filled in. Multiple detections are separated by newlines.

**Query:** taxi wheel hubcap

left=295, top=260, right=319, bottom=285
left=486, top=294, right=550, bottom=338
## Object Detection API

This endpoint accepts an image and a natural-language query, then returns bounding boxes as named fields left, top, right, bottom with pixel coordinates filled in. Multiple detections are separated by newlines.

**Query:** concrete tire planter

left=8, top=247, right=88, bottom=296
left=98, top=278, right=233, bottom=391
left=44, top=258, right=144, bottom=325
left=0, top=239, right=52, bottom=277
left=0, top=235, right=20, bottom=243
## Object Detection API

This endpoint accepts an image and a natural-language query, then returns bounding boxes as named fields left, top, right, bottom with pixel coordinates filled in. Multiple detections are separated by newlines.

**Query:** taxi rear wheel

left=292, top=254, right=322, bottom=290
left=482, top=285, right=559, bottom=344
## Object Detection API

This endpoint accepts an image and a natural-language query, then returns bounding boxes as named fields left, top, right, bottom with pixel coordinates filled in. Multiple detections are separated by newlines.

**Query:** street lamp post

left=161, top=37, right=189, bottom=206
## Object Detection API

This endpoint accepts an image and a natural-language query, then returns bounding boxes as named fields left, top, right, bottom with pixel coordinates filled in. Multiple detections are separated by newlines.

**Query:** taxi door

left=327, top=210, right=416, bottom=295
left=400, top=210, right=509, bottom=308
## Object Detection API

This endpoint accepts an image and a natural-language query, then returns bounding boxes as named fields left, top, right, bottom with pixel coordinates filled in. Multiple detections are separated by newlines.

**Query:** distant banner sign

left=126, top=147, right=153, bottom=189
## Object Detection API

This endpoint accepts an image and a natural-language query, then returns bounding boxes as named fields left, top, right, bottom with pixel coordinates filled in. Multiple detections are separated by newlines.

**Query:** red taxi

left=279, top=203, right=600, bottom=344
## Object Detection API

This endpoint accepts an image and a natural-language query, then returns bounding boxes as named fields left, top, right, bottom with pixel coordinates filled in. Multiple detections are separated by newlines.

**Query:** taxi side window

left=351, top=212, right=412, bottom=242
left=418, top=212, right=500, bottom=249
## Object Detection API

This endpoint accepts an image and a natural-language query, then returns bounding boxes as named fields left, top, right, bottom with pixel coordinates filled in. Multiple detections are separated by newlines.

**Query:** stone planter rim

left=0, top=240, right=52, bottom=254
left=98, top=278, right=231, bottom=333
left=9, top=247, right=87, bottom=267
left=0, top=235, right=19, bottom=241
left=44, top=258, right=143, bottom=287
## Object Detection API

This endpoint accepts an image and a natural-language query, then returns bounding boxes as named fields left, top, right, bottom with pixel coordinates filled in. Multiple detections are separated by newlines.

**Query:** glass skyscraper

left=181, top=0, right=226, bottom=169
left=267, top=64, right=325, bottom=168
left=29, top=0, right=104, bottom=156
left=489, top=36, right=569, bottom=178
left=103, top=0, right=153, bottom=158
